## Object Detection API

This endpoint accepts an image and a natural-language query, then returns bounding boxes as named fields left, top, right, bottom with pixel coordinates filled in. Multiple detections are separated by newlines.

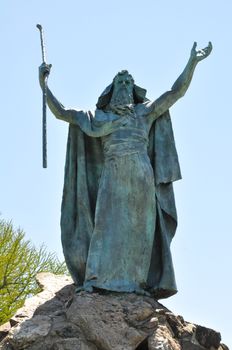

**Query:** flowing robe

left=61, top=102, right=181, bottom=299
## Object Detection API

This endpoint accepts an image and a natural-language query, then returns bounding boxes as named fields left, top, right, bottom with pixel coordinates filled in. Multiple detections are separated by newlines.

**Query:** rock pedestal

left=0, top=273, right=228, bottom=350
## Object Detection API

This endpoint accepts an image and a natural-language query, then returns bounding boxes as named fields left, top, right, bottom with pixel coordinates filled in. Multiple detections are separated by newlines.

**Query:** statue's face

left=110, top=71, right=134, bottom=106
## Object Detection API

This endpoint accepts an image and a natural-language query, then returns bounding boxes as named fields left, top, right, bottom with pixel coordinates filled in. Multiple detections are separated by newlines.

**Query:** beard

left=105, top=86, right=135, bottom=116
left=110, top=87, right=134, bottom=107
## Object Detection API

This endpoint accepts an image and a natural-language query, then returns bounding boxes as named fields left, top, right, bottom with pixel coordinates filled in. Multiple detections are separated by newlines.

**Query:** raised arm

left=39, top=63, right=82, bottom=123
left=38, top=64, right=123, bottom=137
left=148, top=42, right=212, bottom=119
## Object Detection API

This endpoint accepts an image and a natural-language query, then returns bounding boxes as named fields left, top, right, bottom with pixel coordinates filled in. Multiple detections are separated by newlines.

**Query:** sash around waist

left=103, top=140, right=148, bottom=159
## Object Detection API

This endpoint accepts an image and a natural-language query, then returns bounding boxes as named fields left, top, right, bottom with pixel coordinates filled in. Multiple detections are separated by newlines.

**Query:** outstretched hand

left=191, top=41, right=212, bottom=62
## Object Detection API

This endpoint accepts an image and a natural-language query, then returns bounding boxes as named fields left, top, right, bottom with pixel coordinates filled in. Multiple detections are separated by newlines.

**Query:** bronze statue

left=39, top=41, right=212, bottom=298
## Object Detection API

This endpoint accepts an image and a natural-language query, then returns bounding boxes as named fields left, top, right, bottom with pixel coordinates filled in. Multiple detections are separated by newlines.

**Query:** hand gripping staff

left=36, top=24, right=50, bottom=168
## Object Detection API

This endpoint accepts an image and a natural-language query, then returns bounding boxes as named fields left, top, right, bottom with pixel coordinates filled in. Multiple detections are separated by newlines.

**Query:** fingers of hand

left=195, top=41, right=212, bottom=60
left=202, top=43, right=212, bottom=57
left=192, top=41, right=197, bottom=51
left=207, top=42, right=213, bottom=54
left=192, top=41, right=212, bottom=60
left=39, top=63, right=51, bottom=76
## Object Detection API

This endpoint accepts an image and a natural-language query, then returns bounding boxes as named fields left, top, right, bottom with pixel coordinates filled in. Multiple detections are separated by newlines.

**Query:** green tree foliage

left=0, top=218, right=68, bottom=325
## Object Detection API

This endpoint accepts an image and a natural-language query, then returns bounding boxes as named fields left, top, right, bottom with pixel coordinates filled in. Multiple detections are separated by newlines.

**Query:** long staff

left=37, top=24, right=48, bottom=168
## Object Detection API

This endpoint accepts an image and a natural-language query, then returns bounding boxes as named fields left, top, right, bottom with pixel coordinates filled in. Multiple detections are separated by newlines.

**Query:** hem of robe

left=83, top=279, right=177, bottom=299
left=84, top=279, right=143, bottom=293
left=149, top=287, right=178, bottom=299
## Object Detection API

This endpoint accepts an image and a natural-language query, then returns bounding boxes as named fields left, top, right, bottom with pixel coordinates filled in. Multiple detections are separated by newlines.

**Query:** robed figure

left=39, top=42, right=212, bottom=299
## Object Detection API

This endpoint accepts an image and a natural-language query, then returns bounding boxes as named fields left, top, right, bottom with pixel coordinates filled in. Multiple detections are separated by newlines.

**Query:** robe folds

left=60, top=107, right=181, bottom=299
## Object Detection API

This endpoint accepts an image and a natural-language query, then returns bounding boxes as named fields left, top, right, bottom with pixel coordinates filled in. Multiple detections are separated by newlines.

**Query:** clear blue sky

left=1, top=0, right=232, bottom=347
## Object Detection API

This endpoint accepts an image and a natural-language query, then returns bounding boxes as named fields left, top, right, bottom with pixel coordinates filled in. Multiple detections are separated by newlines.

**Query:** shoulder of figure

left=93, top=109, right=119, bottom=124
left=135, top=100, right=152, bottom=116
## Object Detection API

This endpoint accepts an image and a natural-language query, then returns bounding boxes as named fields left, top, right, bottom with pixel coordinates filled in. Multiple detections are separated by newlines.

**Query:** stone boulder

left=0, top=273, right=228, bottom=350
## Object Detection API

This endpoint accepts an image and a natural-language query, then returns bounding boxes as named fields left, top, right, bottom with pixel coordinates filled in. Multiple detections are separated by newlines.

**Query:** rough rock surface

left=0, top=273, right=228, bottom=350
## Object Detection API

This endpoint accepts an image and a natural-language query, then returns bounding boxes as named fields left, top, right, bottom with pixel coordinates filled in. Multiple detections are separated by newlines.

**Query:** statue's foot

left=84, top=285, right=94, bottom=293
left=75, top=286, right=84, bottom=293
left=75, top=285, right=94, bottom=293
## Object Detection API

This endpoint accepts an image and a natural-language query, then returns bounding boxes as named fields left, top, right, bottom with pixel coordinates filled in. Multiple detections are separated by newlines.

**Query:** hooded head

left=96, top=70, right=148, bottom=109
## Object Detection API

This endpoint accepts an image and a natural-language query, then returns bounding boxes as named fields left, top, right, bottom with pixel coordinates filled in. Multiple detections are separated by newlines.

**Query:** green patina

left=39, top=41, right=212, bottom=298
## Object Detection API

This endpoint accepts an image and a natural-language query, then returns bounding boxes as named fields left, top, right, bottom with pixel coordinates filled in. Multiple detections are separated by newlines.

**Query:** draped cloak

left=60, top=86, right=181, bottom=299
